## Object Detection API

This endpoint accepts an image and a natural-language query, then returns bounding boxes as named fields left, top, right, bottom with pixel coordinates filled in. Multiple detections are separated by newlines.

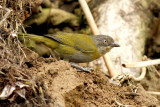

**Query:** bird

left=18, top=33, right=119, bottom=71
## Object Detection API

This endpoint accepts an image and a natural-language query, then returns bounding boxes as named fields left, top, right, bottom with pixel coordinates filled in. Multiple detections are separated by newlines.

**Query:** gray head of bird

left=93, top=35, right=120, bottom=55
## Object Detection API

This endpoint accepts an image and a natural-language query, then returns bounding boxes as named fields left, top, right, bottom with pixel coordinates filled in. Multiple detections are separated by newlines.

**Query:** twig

left=131, top=67, right=146, bottom=81
left=78, top=0, right=118, bottom=77
left=122, top=59, right=160, bottom=68
left=123, top=92, right=140, bottom=96
left=0, top=71, right=5, bottom=75
left=147, top=91, right=160, bottom=96
left=114, top=99, right=133, bottom=107
left=0, top=5, right=12, bottom=27
left=14, top=77, right=30, bottom=82
left=148, top=65, right=160, bottom=77
left=125, top=56, right=147, bottom=81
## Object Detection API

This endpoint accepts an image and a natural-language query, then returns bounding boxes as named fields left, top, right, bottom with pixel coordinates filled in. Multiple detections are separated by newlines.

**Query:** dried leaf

left=16, top=89, right=26, bottom=99
left=0, top=85, right=16, bottom=100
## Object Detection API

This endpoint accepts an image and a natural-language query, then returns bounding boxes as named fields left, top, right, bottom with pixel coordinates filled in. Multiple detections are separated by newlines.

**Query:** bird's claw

left=70, top=62, right=93, bottom=73
left=76, top=67, right=93, bottom=73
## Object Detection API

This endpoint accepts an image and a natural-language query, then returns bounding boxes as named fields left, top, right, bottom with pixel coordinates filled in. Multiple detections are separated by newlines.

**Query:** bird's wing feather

left=44, top=33, right=96, bottom=53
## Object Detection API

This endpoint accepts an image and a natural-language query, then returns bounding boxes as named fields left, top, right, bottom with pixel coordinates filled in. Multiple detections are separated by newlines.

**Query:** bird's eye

left=104, top=40, right=107, bottom=43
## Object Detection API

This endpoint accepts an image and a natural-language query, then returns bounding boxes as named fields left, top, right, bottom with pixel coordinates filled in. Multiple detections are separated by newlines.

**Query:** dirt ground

left=0, top=45, right=159, bottom=107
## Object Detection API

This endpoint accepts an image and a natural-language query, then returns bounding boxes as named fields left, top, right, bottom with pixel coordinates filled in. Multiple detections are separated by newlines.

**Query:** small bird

left=18, top=33, right=119, bottom=71
left=18, top=33, right=119, bottom=62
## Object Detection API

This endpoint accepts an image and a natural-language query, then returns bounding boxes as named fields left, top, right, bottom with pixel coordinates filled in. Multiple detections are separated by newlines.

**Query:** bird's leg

left=70, top=62, right=93, bottom=73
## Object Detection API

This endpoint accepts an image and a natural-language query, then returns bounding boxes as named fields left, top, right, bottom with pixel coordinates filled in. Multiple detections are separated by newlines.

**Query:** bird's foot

left=76, top=67, right=93, bottom=73
left=70, top=62, right=93, bottom=73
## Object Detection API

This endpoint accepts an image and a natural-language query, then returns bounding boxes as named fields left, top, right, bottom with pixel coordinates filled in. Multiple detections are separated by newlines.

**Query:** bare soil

left=0, top=46, right=159, bottom=106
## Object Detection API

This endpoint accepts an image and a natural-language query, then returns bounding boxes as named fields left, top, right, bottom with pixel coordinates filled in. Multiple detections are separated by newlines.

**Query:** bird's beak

left=110, top=42, right=120, bottom=47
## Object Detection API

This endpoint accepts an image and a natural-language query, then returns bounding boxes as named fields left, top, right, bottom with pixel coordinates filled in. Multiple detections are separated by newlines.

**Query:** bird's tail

left=18, top=33, right=59, bottom=49
left=18, top=33, right=44, bottom=42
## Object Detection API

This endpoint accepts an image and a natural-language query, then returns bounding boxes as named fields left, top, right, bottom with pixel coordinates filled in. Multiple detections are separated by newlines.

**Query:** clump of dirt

left=1, top=44, right=159, bottom=106
left=11, top=47, right=159, bottom=106
left=64, top=72, right=159, bottom=106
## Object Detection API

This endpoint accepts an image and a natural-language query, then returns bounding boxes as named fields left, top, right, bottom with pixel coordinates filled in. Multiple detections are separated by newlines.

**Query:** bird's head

left=93, top=35, right=120, bottom=55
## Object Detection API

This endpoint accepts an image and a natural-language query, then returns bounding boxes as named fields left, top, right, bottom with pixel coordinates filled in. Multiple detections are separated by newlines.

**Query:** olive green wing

left=44, top=33, right=96, bottom=53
